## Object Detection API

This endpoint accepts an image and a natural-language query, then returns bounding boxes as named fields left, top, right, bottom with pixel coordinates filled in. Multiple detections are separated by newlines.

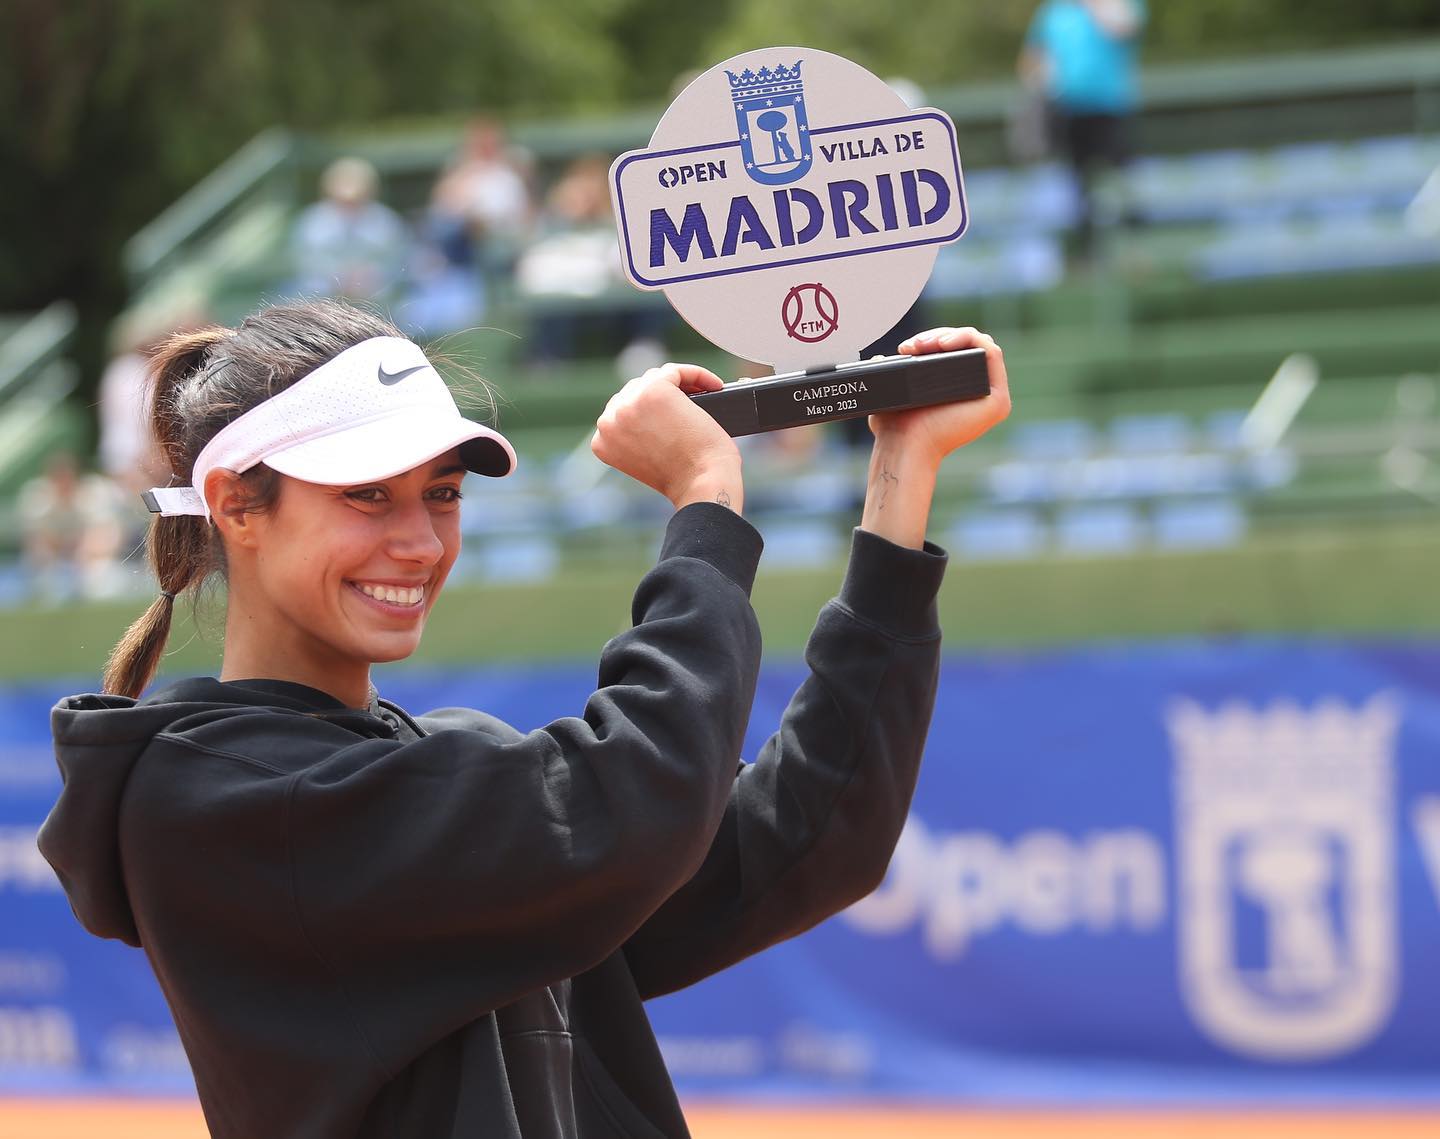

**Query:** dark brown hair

left=102, top=300, right=406, bottom=698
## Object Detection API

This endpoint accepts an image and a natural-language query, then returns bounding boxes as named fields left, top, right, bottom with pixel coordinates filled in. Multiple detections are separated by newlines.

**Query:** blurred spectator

left=291, top=157, right=410, bottom=301
left=429, top=117, right=534, bottom=270
left=1020, top=0, right=1146, bottom=259
left=403, top=120, right=534, bottom=337
left=518, top=155, right=667, bottom=367
left=517, top=155, right=620, bottom=298
left=97, top=306, right=201, bottom=498
left=18, top=453, right=127, bottom=602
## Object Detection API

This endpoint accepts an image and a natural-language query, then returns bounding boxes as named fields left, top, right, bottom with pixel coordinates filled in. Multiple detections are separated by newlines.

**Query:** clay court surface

left=2, top=1101, right=1438, bottom=1138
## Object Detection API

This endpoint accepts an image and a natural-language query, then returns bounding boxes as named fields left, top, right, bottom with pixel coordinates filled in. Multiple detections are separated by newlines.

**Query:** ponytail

left=102, top=328, right=233, bottom=698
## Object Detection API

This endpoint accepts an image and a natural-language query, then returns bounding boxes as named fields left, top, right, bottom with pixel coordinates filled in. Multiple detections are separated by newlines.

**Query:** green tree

left=703, top=3, right=1030, bottom=91
left=0, top=0, right=644, bottom=375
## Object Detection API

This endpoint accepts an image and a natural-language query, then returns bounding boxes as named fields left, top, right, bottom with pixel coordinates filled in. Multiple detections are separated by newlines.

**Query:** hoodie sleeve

left=621, top=527, right=946, bottom=999
left=142, top=503, right=762, bottom=1075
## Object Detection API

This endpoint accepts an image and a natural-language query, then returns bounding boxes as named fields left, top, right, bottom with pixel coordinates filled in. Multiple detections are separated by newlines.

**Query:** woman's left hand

left=868, top=326, right=1012, bottom=472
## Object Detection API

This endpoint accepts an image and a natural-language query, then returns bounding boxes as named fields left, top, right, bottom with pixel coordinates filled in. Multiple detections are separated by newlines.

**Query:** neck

left=219, top=603, right=372, bottom=710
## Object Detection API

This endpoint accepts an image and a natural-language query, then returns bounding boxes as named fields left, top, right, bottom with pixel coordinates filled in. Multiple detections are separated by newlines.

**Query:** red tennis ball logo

left=782, top=283, right=839, bottom=343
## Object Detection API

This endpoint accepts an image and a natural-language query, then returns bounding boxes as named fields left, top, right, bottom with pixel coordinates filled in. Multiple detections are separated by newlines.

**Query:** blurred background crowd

left=2, top=0, right=1437, bottom=628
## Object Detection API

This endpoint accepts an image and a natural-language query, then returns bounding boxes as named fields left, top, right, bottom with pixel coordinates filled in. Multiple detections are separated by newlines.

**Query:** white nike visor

left=144, top=336, right=516, bottom=518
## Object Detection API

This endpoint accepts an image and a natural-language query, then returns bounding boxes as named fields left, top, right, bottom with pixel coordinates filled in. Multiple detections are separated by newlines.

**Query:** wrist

left=858, top=436, right=939, bottom=550
left=672, top=463, right=743, bottom=514
left=870, top=415, right=948, bottom=473
left=868, top=431, right=942, bottom=484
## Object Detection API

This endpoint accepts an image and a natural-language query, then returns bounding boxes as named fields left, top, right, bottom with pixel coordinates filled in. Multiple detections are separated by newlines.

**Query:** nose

left=386, top=497, right=447, bottom=567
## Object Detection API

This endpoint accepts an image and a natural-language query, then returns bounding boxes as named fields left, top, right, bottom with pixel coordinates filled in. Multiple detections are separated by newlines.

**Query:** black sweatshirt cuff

left=660, top=502, right=765, bottom=597
left=838, top=528, right=948, bottom=640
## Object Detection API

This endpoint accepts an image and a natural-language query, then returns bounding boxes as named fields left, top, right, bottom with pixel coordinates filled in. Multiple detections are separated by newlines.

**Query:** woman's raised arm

left=859, top=326, right=1011, bottom=550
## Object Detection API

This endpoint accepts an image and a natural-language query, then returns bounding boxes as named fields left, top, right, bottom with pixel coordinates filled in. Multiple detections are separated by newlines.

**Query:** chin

left=363, top=634, right=425, bottom=665
left=368, top=644, right=422, bottom=665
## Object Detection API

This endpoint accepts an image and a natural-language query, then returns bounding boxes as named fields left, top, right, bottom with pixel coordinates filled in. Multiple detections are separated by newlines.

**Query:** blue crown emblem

left=726, top=60, right=812, bottom=186
left=725, top=62, right=805, bottom=100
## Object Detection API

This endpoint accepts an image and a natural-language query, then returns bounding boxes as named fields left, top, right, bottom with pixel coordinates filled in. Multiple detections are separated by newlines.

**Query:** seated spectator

left=403, top=120, right=532, bottom=337
left=517, top=154, right=621, bottom=298
left=517, top=155, right=669, bottom=366
left=429, top=116, right=534, bottom=269
left=18, top=453, right=127, bottom=602
left=291, top=157, right=409, bottom=301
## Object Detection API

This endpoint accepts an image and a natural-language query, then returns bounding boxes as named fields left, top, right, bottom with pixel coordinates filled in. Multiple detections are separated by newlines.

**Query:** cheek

left=270, top=511, right=381, bottom=584
left=440, top=515, right=463, bottom=567
left=429, top=515, right=463, bottom=590
left=441, top=513, right=462, bottom=556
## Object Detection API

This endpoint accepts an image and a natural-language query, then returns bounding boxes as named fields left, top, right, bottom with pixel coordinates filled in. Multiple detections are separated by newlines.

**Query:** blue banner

left=2, top=641, right=1439, bottom=1100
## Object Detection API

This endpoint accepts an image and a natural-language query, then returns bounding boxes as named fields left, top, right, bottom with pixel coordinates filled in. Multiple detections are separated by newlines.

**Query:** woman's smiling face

left=219, top=450, right=466, bottom=702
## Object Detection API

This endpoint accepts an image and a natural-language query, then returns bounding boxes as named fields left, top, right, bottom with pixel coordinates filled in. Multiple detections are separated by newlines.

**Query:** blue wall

left=3, top=641, right=1438, bottom=1100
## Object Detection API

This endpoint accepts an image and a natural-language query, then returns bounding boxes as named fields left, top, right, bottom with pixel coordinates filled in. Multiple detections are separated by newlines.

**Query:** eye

left=428, top=485, right=464, bottom=506
left=345, top=486, right=387, bottom=505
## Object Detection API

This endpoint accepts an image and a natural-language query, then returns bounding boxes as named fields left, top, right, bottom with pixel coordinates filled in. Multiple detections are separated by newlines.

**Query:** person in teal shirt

left=1021, top=0, right=1146, bottom=257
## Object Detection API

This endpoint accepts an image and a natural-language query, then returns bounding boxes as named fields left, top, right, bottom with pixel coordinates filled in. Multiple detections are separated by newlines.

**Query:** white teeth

left=357, top=583, right=423, bottom=606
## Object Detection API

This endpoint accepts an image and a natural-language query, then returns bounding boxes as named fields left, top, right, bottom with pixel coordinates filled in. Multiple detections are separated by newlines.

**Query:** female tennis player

left=40, top=298, right=1009, bottom=1138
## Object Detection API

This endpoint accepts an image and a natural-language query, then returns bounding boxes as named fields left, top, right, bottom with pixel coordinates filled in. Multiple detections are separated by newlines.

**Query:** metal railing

left=0, top=302, right=77, bottom=407
left=124, top=128, right=298, bottom=291
left=0, top=302, right=81, bottom=495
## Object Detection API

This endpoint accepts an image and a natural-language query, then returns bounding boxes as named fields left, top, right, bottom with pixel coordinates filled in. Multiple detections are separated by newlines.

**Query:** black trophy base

left=690, top=348, right=990, bottom=438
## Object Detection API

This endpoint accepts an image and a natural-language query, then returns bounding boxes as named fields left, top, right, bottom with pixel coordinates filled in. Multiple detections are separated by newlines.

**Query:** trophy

left=609, top=48, right=988, bottom=436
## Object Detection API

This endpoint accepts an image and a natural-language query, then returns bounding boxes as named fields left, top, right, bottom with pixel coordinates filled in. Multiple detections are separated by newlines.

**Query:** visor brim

left=261, top=409, right=516, bottom=485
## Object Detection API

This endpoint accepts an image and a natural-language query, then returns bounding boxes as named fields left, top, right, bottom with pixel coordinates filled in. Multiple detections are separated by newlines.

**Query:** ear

left=204, top=468, right=262, bottom=548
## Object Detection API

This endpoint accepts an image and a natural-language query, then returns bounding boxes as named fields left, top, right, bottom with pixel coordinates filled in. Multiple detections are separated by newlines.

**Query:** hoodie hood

left=38, top=677, right=374, bottom=947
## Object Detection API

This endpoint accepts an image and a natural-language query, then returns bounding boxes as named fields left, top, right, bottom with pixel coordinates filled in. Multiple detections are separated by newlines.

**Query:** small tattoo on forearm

left=875, top=464, right=898, bottom=511
left=716, top=489, right=733, bottom=509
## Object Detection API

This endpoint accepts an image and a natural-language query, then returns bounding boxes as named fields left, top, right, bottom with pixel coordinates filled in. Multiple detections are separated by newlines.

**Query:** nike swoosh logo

left=377, top=363, right=429, bottom=385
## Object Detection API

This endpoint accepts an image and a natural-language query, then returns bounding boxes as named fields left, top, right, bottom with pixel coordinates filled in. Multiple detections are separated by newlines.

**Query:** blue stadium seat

left=1108, top=453, right=1231, bottom=497
left=1010, top=418, right=1095, bottom=460
left=1153, top=497, right=1247, bottom=550
left=1199, top=212, right=1440, bottom=279
left=1351, top=134, right=1436, bottom=208
left=1017, top=163, right=1079, bottom=232
left=1204, top=410, right=1249, bottom=451
left=470, top=535, right=560, bottom=583
left=1108, top=413, right=1192, bottom=454
left=949, top=508, right=1047, bottom=560
left=1267, top=142, right=1348, bottom=208
left=755, top=519, right=845, bottom=569
left=1056, top=503, right=1143, bottom=555
left=926, top=233, right=1064, bottom=298
left=1243, top=449, right=1299, bottom=490
left=985, top=459, right=1060, bottom=503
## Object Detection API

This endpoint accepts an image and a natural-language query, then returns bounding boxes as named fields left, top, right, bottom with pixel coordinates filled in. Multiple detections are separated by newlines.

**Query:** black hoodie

left=39, top=503, right=945, bottom=1138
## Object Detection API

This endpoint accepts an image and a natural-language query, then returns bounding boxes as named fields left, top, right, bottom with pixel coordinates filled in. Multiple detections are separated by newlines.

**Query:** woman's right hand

left=591, top=363, right=744, bottom=512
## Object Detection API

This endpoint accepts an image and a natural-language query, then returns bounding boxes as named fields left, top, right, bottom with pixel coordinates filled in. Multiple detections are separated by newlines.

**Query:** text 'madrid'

left=612, top=64, right=967, bottom=290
